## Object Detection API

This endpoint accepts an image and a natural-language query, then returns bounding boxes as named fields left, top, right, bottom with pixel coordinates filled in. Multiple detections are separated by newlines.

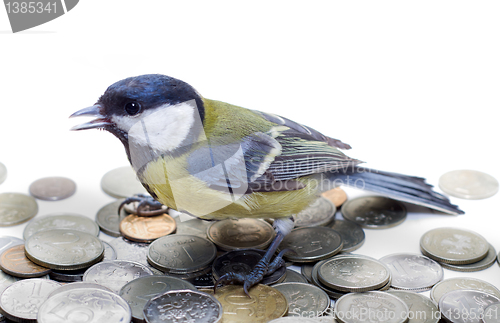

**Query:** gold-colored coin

left=0, top=244, right=51, bottom=278
left=321, top=187, right=347, bottom=207
left=207, top=218, right=275, bottom=251
left=119, top=213, right=176, bottom=243
left=213, top=284, right=288, bottom=323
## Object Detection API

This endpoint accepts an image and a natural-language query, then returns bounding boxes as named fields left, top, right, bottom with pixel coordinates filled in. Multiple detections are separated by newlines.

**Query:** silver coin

left=143, top=289, right=223, bottom=323
left=379, top=253, right=443, bottom=291
left=440, top=244, right=497, bottom=272
left=0, top=193, right=38, bottom=226
left=0, top=278, right=61, bottom=322
left=293, top=197, right=336, bottom=227
left=318, top=254, right=391, bottom=293
left=335, top=291, right=409, bottom=323
left=101, top=166, right=147, bottom=198
left=83, top=260, right=153, bottom=293
left=174, top=212, right=211, bottom=238
left=482, top=303, right=500, bottom=323
left=37, top=287, right=131, bottom=323
left=147, top=234, right=217, bottom=274
left=0, top=162, right=6, bottom=185
left=25, top=229, right=104, bottom=270
left=107, top=236, right=161, bottom=274
left=95, top=199, right=127, bottom=237
left=273, top=282, right=330, bottom=317
left=341, top=196, right=407, bottom=229
left=278, top=227, right=343, bottom=263
left=328, top=220, right=365, bottom=252
left=0, top=236, right=24, bottom=255
left=439, top=290, right=500, bottom=323
left=301, top=263, right=315, bottom=283
left=46, top=282, right=113, bottom=298
left=439, top=170, right=499, bottom=200
left=119, top=275, right=197, bottom=322
left=23, top=213, right=99, bottom=240
left=0, top=270, right=20, bottom=322
left=387, top=290, right=439, bottom=323
left=278, top=268, right=308, bottom=284
left=420, top=227, right=489, bottom=265
left=29, top=176, right=77, bottom=201
left=102, top=240, right=117, bottom=261
left=430, top=277, right=500, bottom=304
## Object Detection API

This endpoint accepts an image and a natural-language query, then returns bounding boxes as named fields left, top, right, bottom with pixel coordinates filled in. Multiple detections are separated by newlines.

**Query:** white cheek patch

left=129, top=100, right=204, bottom=152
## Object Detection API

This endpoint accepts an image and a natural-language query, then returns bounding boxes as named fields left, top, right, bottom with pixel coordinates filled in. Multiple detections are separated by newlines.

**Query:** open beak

left=69, top=105, right=113, bottom=130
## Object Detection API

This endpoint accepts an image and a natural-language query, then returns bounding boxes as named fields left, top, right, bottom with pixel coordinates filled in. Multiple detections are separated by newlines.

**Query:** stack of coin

left=420, top=227, right=497, bottom=272
left=310, top=254, right=392, bottom=299
left=341, top=196, right=407, bottom=229
left=207, top=218, right=275, bottom=251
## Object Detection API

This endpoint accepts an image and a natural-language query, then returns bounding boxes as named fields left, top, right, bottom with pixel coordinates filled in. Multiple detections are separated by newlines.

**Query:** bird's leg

left=118, top=193, right=164, bottom=216
left=215, top=217, right=295, bottom=297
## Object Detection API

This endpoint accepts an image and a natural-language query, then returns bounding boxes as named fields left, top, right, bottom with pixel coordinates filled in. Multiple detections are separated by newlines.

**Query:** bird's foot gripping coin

left=214, top=217, right=296, bottom=297
left=118, top=194, right=167, bottom=216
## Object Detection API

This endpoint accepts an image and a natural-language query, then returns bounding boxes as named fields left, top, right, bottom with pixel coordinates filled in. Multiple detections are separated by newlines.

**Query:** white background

left=1, top=0, right=499, bottom=298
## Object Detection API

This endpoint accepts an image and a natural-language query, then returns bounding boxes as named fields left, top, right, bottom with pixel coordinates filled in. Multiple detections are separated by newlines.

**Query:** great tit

left=70, top=74, right=462, bottom=294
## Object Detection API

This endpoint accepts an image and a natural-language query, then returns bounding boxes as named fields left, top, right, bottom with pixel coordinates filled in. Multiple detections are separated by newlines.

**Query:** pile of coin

left=420, top=227, right=497, bottom=272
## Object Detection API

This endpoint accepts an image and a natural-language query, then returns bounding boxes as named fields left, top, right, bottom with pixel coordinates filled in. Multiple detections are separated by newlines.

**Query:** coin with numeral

left=0, top=278, right=61, bottom=322
left=147, top=234, right=217, bottom=274
left=213, top=285, right=287, bottom=323
left=439, top=290, right=500, bottom=323
left=38, top=286, right=131, bottom=323
left=430, top=277, right=500, bottom=304
left=380, top=253, right=443, bottom=291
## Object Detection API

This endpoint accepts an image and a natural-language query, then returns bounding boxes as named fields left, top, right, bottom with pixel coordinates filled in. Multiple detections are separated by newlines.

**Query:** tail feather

left=329, top=167, right=464, bottom=215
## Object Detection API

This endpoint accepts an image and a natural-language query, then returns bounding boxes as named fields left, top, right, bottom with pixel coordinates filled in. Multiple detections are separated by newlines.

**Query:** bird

left=70, top=73, right=463, bottom=295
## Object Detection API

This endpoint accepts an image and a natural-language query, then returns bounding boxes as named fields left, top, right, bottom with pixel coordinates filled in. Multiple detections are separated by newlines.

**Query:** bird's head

left=70, top=74, right=205, bottom=158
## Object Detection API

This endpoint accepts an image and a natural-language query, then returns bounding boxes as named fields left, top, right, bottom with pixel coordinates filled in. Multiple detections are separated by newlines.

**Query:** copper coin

left=321, top=187, right=347, bottom=207
left=119, top=213, right=176, bottom=243
left=0, top=244, right=51, bottom=278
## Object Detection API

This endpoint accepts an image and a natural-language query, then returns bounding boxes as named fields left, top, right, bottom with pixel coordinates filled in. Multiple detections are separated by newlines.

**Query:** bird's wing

left=187, top=119, right=360, bottom=193
left=254, top=110, right=352, bottom=150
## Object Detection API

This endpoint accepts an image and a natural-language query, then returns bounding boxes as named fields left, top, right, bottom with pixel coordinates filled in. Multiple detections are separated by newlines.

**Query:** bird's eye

left=124, top=102, right=141, bottom=116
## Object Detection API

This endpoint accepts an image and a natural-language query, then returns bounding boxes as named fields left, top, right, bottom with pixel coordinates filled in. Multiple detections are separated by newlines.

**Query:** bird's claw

left=214, top=248, right=292, bottom=298
left=118, top=194, right=165, bottom=216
